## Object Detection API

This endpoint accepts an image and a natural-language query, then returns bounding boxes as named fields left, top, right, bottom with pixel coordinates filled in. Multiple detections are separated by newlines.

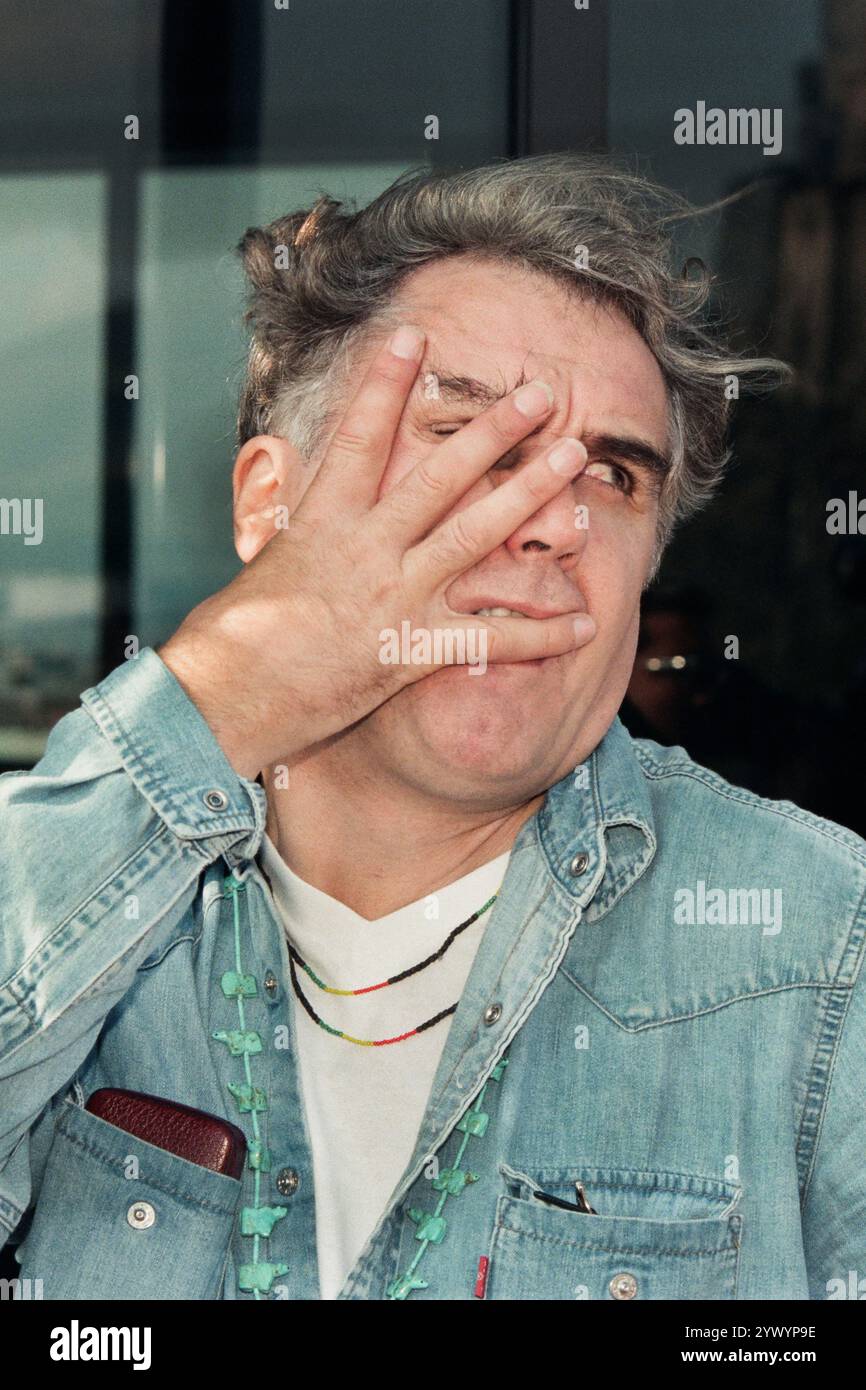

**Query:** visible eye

left=583, top=459, right=634, bottom=494
left=428, top=428, right=634, bottom=494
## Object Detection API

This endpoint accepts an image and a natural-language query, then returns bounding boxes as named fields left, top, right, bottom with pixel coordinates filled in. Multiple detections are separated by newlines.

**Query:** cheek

left=582, top=520, right=653, bottom=626
left=624, top=602, right=641, bottom=647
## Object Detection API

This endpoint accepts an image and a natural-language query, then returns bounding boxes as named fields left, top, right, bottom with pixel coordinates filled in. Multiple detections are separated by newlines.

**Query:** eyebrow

left=421, top=369, right=671, bottom=478
left=431, top=371, right=522, bottom=407
left=581, top=431, right=671, bottom=480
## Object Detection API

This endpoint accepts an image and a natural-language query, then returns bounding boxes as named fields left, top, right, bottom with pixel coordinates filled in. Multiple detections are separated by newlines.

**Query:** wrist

left=158, top=623, right=268, bottom=781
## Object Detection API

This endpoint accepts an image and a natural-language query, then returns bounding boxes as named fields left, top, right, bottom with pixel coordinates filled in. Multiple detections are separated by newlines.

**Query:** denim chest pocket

left=15, top=1100, right=243, bottom=1300
left=486, top=1164, right=743, bottom=1301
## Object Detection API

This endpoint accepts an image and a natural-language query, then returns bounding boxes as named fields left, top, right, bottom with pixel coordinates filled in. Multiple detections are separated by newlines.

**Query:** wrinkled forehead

left=378, top=255, right=670, bottom=443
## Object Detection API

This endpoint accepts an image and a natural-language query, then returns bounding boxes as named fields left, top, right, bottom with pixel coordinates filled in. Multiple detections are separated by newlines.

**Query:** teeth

left=473, top=607, right=527, bottom=618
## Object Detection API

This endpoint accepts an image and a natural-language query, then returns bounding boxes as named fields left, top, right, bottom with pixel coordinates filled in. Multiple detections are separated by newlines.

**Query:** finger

left=408, top=436, right=588, bottom=586
left=309, top=324, right=426, bottom=513
left=399, top=610, right=596, bottom=677
left=481, top=610, right=596, bottom=662
left=374, top=377, right=556, bottom=542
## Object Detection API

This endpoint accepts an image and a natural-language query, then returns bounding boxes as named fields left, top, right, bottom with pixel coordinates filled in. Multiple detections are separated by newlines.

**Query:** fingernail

left=573, top=613, right=595, bottom=640
left=389, top=325, right=425, bottom=360
left=548, top=437, right=587, bottom=475
left=514, top=379, right=554, bottom=417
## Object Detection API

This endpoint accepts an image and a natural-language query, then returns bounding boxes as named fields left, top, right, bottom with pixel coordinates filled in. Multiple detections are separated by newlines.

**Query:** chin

left=379, top=661, right=572, bottom=783
left=367, top=652, right=627, bottom=798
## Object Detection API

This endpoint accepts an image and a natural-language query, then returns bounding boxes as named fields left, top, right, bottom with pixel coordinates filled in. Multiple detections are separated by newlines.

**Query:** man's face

left=319, top=255, right=670, bottom=806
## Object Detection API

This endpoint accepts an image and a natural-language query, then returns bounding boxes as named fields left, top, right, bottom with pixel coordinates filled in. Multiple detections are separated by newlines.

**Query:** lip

left=458, top=598, right=586, bottom=620
left=435, top=654, right=556, bottom=677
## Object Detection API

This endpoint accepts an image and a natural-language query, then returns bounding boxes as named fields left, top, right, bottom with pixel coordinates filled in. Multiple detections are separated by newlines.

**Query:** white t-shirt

left=258, top=835, right=510, bottom=1300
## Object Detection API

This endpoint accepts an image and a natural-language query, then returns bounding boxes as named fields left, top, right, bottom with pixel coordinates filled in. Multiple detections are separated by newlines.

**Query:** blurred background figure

left=620, top=588, right=824, bottom=818
left=622, top=588, right=711, bottom=749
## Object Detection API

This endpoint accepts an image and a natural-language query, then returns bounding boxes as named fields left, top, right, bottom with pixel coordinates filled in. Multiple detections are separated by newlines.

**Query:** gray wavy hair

left=235, top=153, right=790, bottom=570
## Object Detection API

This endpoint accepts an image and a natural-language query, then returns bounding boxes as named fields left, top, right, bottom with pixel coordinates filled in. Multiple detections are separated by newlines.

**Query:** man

left=1, top=155, right=863, bottom=1301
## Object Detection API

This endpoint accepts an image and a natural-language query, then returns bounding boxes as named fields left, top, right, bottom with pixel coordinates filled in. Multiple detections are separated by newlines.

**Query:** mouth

left=472, top=605, right=533, bottom=619
left=439, top=596, right=589, bottom=673
left=467, top=601, right=579, bottom=620
left=461, top=601, right=583, bottom=668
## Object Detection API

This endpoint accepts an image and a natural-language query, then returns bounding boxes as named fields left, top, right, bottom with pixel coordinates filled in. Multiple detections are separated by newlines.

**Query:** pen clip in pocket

left=532, top=1180, right=597, bottom=1214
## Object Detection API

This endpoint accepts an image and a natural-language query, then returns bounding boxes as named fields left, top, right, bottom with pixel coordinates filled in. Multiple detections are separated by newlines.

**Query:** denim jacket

left=1, top=647, right=864, bottom=1301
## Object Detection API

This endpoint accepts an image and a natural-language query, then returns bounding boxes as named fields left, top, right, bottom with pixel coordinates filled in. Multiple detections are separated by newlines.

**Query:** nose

left=504, top=472, right=589, bottom=564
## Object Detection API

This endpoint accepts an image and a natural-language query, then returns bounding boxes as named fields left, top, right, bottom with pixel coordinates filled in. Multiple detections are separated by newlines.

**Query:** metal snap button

left=127, top=1201, right=156, bottom=1230
left=275, top=1167, right=300, bottom=1196
left=569, top=852, right=590, bottom=876
left=263, top=970, right=279, bottom=997
left=483, top=1002, right=502, bottom=1026
left=203, top=788, right=229, bottom=812
left=609, top=1271, right=638, bottom=1300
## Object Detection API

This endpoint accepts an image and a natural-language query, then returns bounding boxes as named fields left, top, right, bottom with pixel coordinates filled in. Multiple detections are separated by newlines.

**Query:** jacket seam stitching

left=632, top=753, right=866, bottom=865
left=495, top=1220, right=738, bottom=1258
left=797, top=879, right=866, bottom=1204
left=1, top=857, right=212, bottom=1042
left=82, top=685, right=259, bottom=844
left=0, top=1200, right=24, bottom=1234
left=558, top=971, right=847, bottom=1031
left=137, top=927, right=204, bottom=972
left=1, top=824, right=171, bottom=1003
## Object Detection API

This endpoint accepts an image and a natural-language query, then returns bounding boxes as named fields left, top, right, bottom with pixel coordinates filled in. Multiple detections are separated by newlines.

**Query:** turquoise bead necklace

left=386, top=1053, right=509, bottom=1299
left=215, top=870, right=508, bottom=1300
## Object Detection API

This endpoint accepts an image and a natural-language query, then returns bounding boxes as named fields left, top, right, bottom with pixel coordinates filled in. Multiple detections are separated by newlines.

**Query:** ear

left=232, top=434, right=303, bottom=562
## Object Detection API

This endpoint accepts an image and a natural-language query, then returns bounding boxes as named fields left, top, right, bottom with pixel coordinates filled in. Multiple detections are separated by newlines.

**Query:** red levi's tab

left=474, top=1255, right=490, bottom=1299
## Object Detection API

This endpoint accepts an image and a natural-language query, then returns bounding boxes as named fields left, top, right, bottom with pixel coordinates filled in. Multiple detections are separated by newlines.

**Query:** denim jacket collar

left=537, top=712, right=657, bottom=918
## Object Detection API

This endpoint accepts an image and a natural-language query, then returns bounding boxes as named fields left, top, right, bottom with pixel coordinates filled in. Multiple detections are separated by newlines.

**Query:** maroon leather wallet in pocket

left=85, top=1088, right=247, bottom=1179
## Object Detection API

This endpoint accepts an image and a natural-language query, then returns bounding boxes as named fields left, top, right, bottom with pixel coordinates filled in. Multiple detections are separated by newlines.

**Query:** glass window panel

left=0, top=173, right=106, bottom=761
left=132, top=164, right=410, bottom=644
